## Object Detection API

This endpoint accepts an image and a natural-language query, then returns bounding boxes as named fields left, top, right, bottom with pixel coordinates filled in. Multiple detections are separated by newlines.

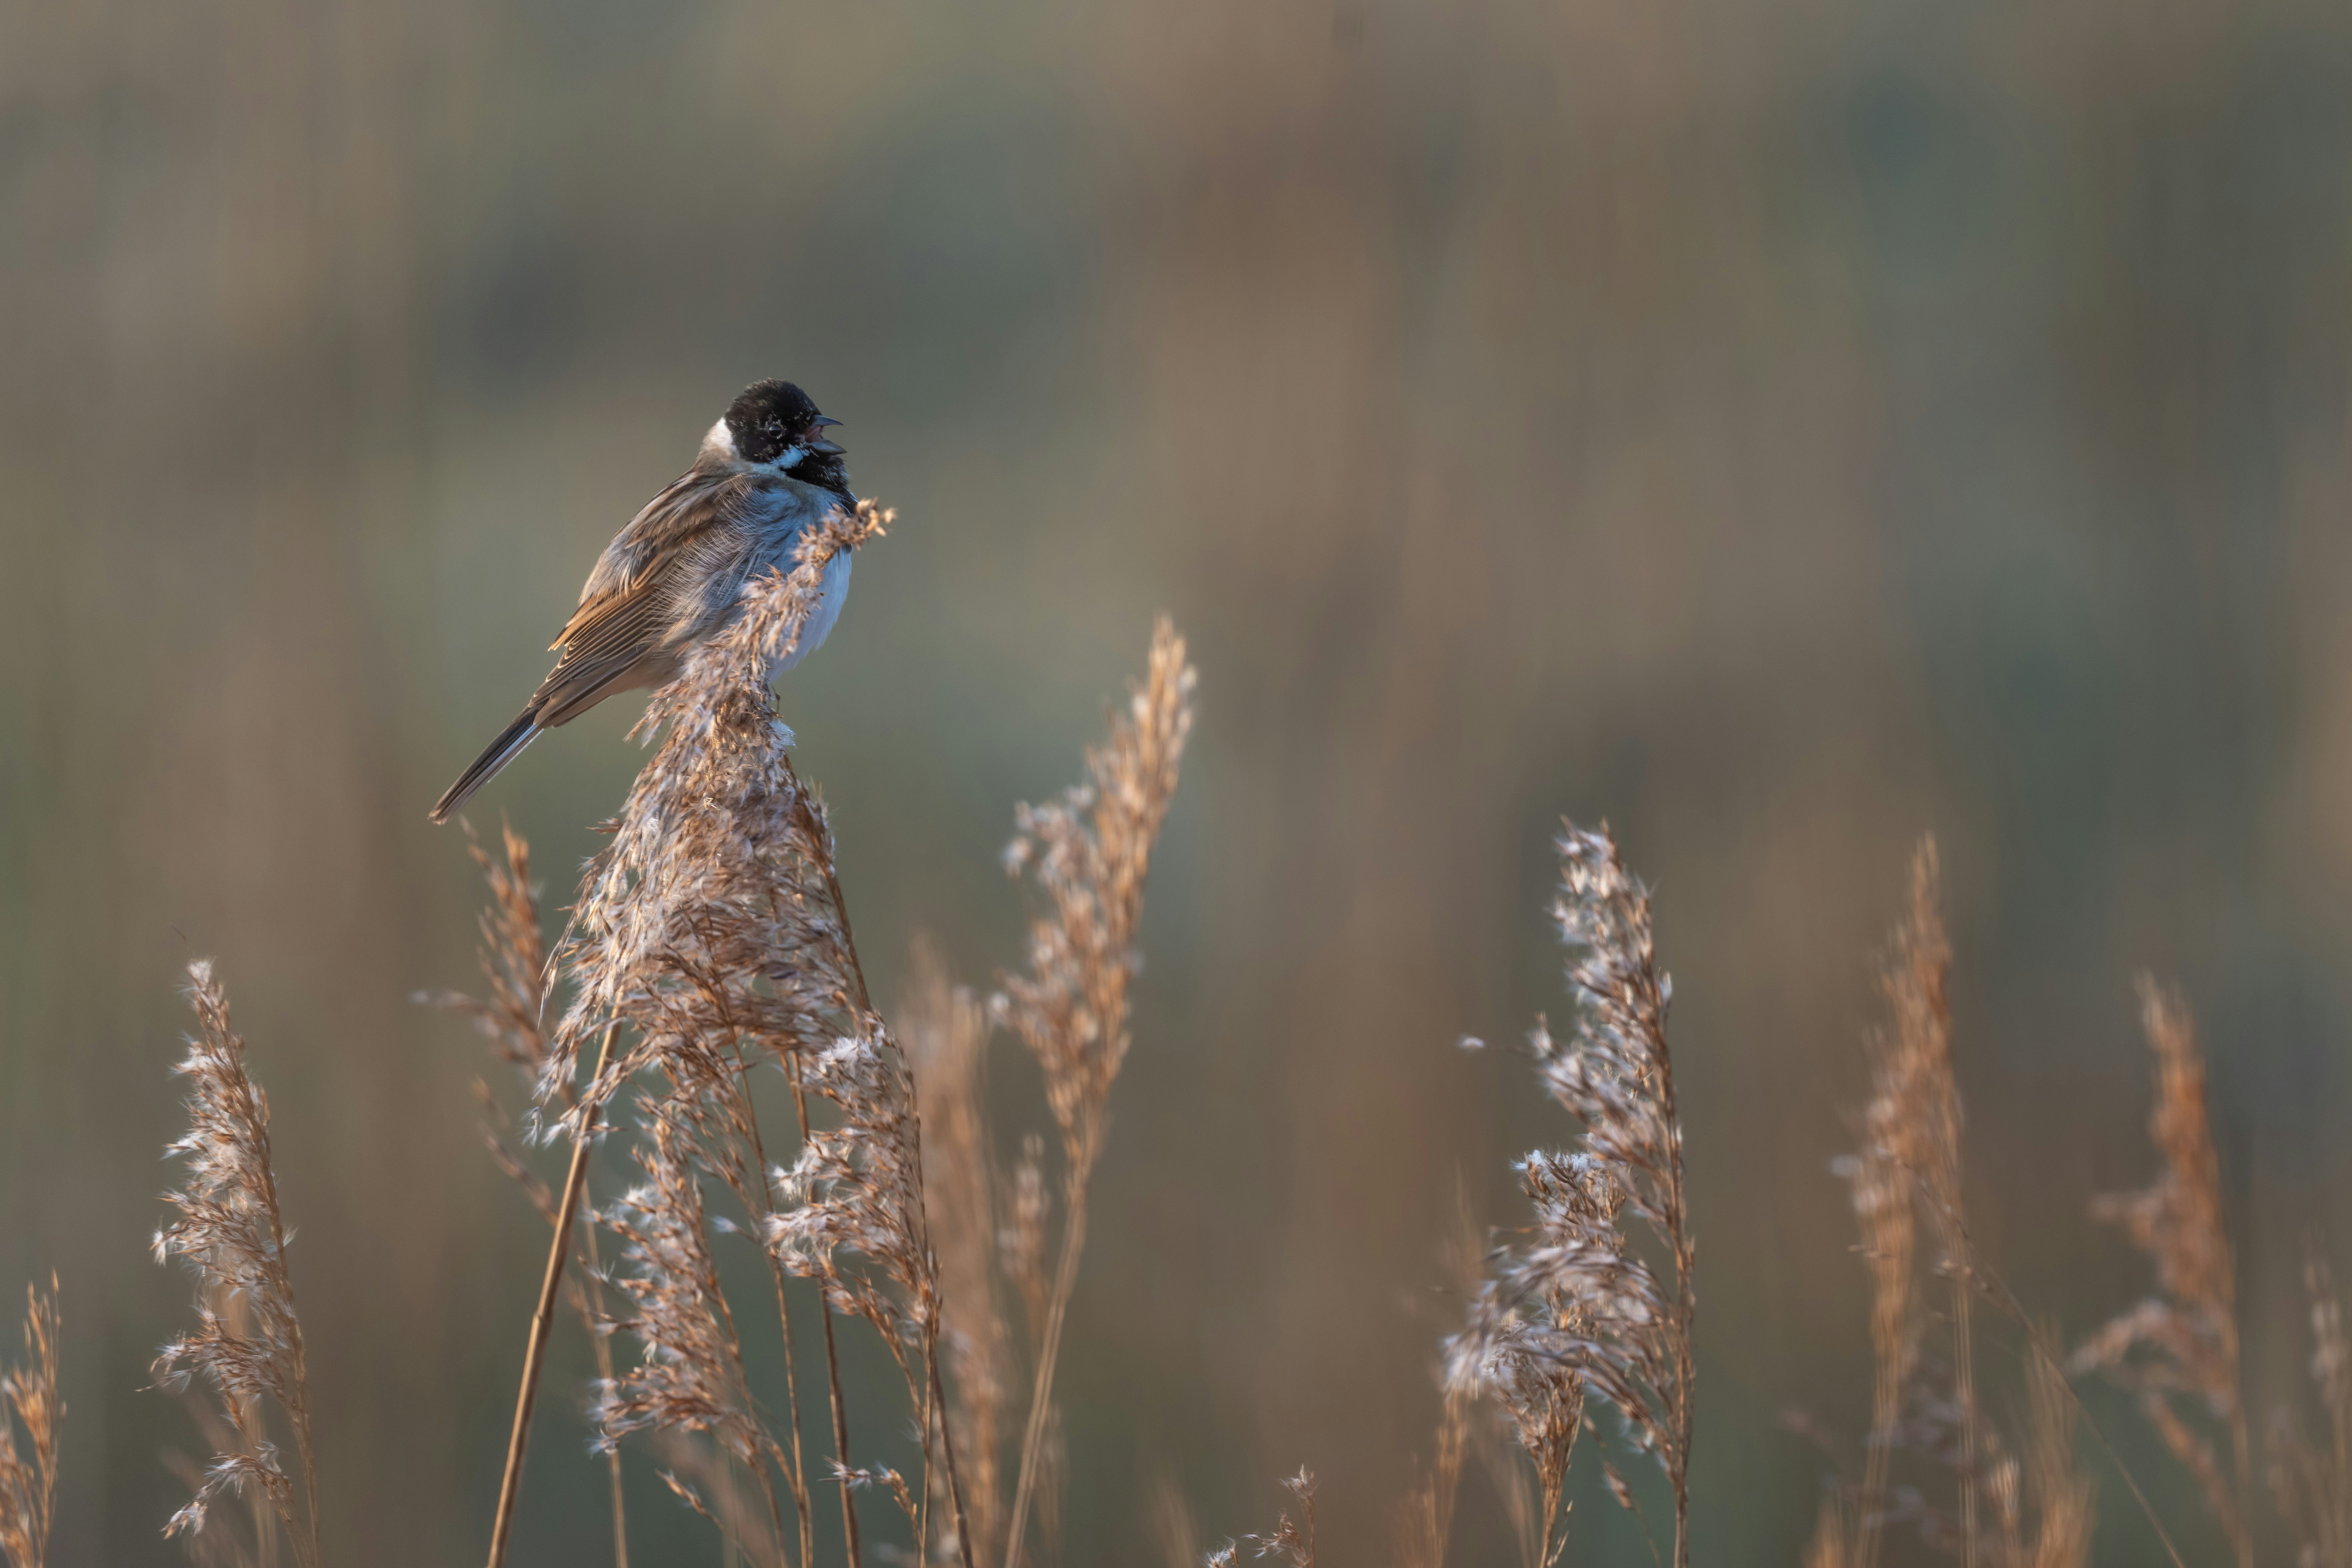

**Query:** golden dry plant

left=517, top=498, right=945, bottom=1568
left=150, top=960, right=323, bottom=1568
left=992, top=617, right=1196, bottom=1568
left=1809, top=841, right=2097, bottom=1568
left=2070, top=976, right=2250, bottom=1565
left=1448, top=822, right=1698, bottom=1568
left=423, top=821, right=629, bottom=1567
left=0, top=1276, right=61, bottom=1568
left=901, top=943, right=1014, bottom=1567
left=420, top=490, right=1196, bottom=1568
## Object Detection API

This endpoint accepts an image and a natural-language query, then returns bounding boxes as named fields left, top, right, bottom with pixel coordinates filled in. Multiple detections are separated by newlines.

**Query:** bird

left=429, top=378, right=856, bottom=824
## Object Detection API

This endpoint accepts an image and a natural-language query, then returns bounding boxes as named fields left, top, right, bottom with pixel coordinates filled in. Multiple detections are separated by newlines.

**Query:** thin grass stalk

left=905, top=944, right=1007, bottom=1567
left=1871, top=841, right=1975, bottom=1568
left=930, top=1341, right=977, bottom=1568
left=1006, top=1191, right=1085, bottom=1568
left=1395, top=1387, right=1467, bottom=1568
left=153, top=961, right=322, bottom=1568
left=1900, top=848, right=1975, bottom=1568
left=787, top=1063, right=864, bottom=1568
left=1946, top=1200, right=2190, bottom=1568
left=727, top=1035, right=815, bottom=1568
left=1449, top=823, right=1697, bottom=1568
left=432, top=822, right=633, bottom=1568
left=999, top=620, right=1195, bottom=1568
left=585, top=1214, right=628, bottom=1568
left=804, top=805, right=977, bottom=1568
left=0, top=1276, right=61, bottom=1568
left=486, top=1020, right=619, bottom=1568
left=2070, top=977, right=2250, bottom=1566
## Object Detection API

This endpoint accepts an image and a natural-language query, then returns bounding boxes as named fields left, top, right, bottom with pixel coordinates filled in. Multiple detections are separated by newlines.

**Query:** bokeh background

left=4, top=0, right=2351, bottom=1561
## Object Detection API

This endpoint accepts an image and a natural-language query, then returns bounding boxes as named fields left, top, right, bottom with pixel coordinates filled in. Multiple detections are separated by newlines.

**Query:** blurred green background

left=4, top=0, right=2351, bottom=1562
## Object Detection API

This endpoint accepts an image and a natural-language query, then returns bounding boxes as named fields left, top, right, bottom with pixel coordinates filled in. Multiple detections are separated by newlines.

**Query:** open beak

left=807, top=415, right=845, bottom=455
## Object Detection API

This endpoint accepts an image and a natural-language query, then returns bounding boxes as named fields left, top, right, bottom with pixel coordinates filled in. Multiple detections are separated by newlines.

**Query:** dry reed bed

left=0, top=506, right=2347, bottom=1567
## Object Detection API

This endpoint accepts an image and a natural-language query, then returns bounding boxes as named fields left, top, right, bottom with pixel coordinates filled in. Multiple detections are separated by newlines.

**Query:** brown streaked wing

left=527, top=469, right=755, bottom=727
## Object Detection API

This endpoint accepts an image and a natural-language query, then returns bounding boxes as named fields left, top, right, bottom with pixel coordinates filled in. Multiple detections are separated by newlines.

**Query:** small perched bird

left=430, top=379, right=856, bottom=823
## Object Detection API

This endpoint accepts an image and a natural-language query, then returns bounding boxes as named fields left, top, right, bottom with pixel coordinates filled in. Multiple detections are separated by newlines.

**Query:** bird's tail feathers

left=429, top=709, right=541, bottom=824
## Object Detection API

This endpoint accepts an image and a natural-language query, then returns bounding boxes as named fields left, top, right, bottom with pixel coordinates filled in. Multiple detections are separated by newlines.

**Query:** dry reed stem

left=427, top=823, right=630, bottom=1568
left=1823, top=843, right=2168, bottom=1568
left=1395, top=1387, right=1469, bottom=1568
left=2070, top=976, right=2249, bottom=1565
left=1829, top=844, right=1930, bottom=1568
left=905, top=941, right=1013, bottom=1567
left=1882, top=841, right=1976, bottom=1568
left=2270, top=1251, right=2352, bottom=1568
left=1830, top=840, right=1980, bottom=1568
left=1450, top=822, right=1697, bottom=1568
left=152, top=960, right=322, bottom=1568
left=996, top=618, right=1196, bottom=1568
left=0, top=1277, right=60, bottom=1568
left=486, top=1021, right=624, bottom=1568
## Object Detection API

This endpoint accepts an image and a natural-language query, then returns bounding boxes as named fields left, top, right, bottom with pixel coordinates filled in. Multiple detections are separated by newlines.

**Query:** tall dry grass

left=7, top=589, right=2350, bottom=1565
left=414, top=501, right=1195, bottom=1568
left=991, top=616, right=1195, bottom=1568
left=0, top=1278, right=60, bottom=1568
left=151, top=961, right=323, bottom=1568
left=425, top=821, right=629, bottom=1565
left=1447, top=823, right=1698, bottom=1568
left=1797, top=841, right=2100, bottom=1568
left=2072, top=977, right=2251, bottom=1563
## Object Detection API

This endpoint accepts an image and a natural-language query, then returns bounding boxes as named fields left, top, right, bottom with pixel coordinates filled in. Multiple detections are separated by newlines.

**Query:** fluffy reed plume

left=1822, top=840, right=1982, bottom=1567
left=904, top=942, right=1014, bottom=1567
left=1808, top=842, right=2104, bottom=1568
left=531, top=499, right=981, bottom=1567
left=423, top=822, right=630, bottom=1567
left=764, top=1002, right=943, bottom=1466
left=2069, top=976, right=2249, bottom=1564
left=547, top=498, right=896, bottom=1107
left=425, top=821, right=551, bottom=1078
left=1447, top=1159, right=1590, bottom=1568
left=2271, top=1251, right=2352, bottom=1568
left=593, top=1112, right=776, bottom=1497
left=994, top=617, right=1196, bottom=1568
left=0, top=1277, right=60, bottom=1568
left=1206, top=1469, right=1319, bottom=1568
left=1449, top=822, right=1697, bottom=1568
left=151, top=960, right=322, bottom=1568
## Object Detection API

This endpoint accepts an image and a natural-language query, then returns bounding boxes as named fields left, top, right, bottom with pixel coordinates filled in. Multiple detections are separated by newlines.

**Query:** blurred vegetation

left=2, top=0, right=2350, bottom=1563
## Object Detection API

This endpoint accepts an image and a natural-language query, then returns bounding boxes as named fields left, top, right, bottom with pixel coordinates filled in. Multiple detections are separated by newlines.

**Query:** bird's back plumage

left=429, top=397, right=859, bottom=824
